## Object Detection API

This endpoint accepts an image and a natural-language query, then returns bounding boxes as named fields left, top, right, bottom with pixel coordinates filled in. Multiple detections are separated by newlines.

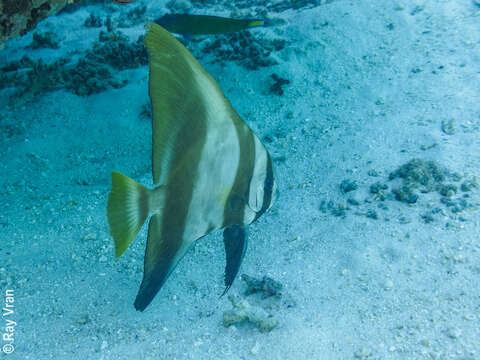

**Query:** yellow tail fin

left=107, top=171, right=150, bottom=257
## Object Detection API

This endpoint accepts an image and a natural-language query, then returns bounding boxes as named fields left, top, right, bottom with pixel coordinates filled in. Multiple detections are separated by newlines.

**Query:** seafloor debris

left=28, top=31, right=61, bottom=49
left=117, top=5, right=147, bottom=28
left=222, top=294, right=278, bottom=332
left=389, top=159, right=445, bottom=203
left=197, top=31, right=287, bottom=70
left=62, top=59, right=123, bottom=96
left=269, top=73, right=290, bottom=95
left=1, top=29, right=147, bottom=99
left=370, top=182, right=388, bottom=194
left=388, top=159, right=477, bottom=217
left=13, top=58, right=66, bottom=99
left=365, top=209, right=378, bottom=219
left=185, top=0, right=334, bottom=13
left=89, top=30, right=147, bottom=70
left=389, top=159, right=445, bottom=191
left=340, top=179, right=358, bottom=193
left=140, top=102, right=152, bottom=119
left=84, top=13, right=103, bottom=28
left=441, top=119, right=456, bottom=135
left=241, top=274, right=283, bottom=298
left=166, top=0, right=192, bottom=13
left=461, top=178, right=478, bottom=192
left=331, top=158, right=478, bottom=223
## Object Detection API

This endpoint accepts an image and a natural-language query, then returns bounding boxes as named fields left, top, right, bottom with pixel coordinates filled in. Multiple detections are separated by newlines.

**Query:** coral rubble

left=222, top=294, right=278, bottom=332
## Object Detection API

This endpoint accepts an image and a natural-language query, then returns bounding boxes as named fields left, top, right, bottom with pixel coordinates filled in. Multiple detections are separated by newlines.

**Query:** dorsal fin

left=145, top=22, right=235, bottom=185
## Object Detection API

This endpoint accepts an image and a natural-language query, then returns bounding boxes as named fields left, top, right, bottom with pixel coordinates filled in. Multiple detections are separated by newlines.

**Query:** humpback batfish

left=107, top=22, right=276, bottom=311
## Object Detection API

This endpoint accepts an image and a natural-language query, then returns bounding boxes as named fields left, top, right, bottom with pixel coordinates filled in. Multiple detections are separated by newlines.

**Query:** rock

left=269, top=73, right=290, bottom=96
left=347, top=198, right=360, bottom=206
left=447, top=327, right=461, bottom=339
left=0, top=0, right=70, bottom=47
left=392, top=185, right=418, bottom=204
left=441, top=119, right=456, bottom=135
left=370, top=182, right=388, bottom=194
left=436, top=183, right=457, bottom=197
left=366, top=209, right=378, bottom=219
left=461, top=178, right=478, bottom=192
left=241, top=274, right=283, bottom=298
left=340, top=179, right=358, bottom=193
left=383, top=279, right=394, bottom=290
left=354, top=347, right=372, bottom=358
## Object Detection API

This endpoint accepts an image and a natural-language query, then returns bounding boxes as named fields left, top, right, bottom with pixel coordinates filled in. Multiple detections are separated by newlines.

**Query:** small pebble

left=384, top=279, right=394, bottom=290
left=348, top=198, right=360, bottom=206
left=251, top=341, right=261, bottom=354
left=447, top=327, right=461, bottom=339
left=76, top=314, right=90, bottom=326
left=420, top=339, right=431, bottom=347
left=340, top=179, right=358, bottom=193
left=83, top=232, right=97, bottom=241
left=366, top=210, right=378, bottom=220
left=441, top=119, right=455, bottom=135
left=354, top=347, right=372, bottom=358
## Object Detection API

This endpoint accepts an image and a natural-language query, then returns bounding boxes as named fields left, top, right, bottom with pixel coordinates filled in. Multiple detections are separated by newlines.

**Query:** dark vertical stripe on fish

left=223, top=119, right=255, bottom=227
left=161, top=106, right=208, bottom=253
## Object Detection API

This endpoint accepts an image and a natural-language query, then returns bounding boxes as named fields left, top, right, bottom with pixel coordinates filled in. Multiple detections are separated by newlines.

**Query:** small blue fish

left=154, top=14, right=273, bottom=36
left=111, top=0, right=136, bottom=4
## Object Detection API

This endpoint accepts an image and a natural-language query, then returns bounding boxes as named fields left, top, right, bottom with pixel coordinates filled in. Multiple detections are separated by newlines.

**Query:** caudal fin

left=107, top=171, right=150, bottom=257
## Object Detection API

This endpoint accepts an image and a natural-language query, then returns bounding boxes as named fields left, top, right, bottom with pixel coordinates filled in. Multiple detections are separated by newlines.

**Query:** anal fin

left=134, top=213, right=188, bottom=311
left=221, top=225, right=248, bottom=297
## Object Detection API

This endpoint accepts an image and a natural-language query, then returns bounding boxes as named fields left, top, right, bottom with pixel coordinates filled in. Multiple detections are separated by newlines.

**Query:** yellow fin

left=107, top=172, right=150, bottom=257
left=248, top=20, right=264, bottom=27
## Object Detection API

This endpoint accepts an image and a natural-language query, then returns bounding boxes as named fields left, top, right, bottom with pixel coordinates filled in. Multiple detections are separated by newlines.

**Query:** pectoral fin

left=221, top=225, right=248, bottom=297
left=134, top=213, right=190, bottom=311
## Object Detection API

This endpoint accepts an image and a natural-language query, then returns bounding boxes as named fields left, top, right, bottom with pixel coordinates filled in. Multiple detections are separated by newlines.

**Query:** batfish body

left=107, top=22, right=276, bottom=311
left=154, top=14, right=267, bottom=35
